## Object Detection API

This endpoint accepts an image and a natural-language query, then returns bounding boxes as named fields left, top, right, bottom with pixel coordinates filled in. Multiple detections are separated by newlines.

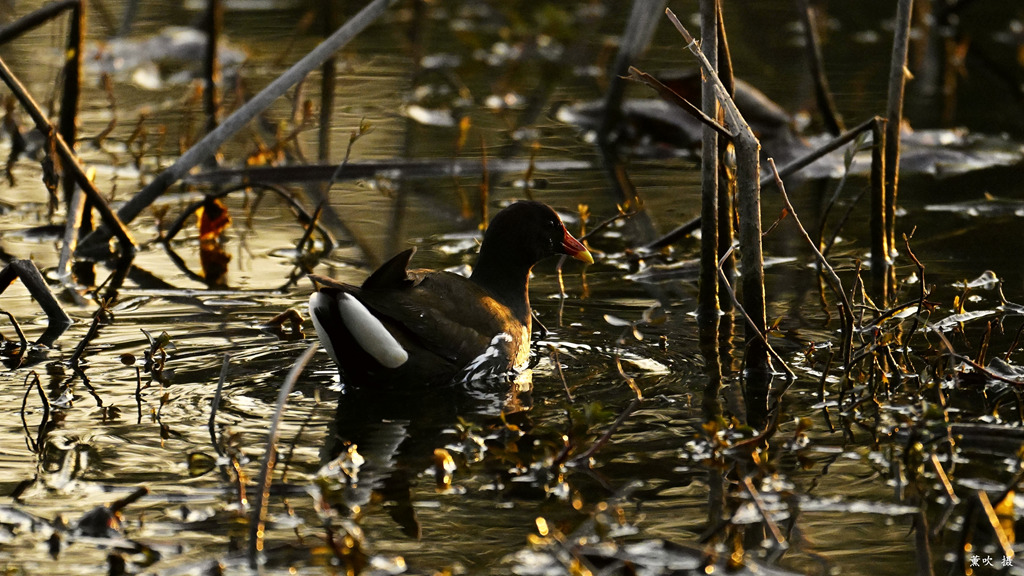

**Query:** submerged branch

left=0, top=260, right=72, bottom=347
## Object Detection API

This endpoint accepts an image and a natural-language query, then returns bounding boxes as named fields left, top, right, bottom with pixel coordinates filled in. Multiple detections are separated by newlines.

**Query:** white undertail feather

left=309, top=292, right=409, bottom=369
left=309, top=292, right=340, bottom=366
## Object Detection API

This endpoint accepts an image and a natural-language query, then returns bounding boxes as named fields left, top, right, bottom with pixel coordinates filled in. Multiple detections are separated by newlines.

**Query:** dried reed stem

left=885, top=0, right=914, bottom=254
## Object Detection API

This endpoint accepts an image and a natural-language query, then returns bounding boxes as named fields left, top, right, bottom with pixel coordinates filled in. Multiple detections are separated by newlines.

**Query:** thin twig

left=580, top=205, right=637, bottom=243
left=901, top=230, right=927, bottom=368
left=134, top=366, right=143, bottom=424
left=767, top=158, right=854, bottom=371
left=549, top=346, right=574, bottom=403
left=248, top=343, right=318, bottom=569
left=741, top=475, right=787, bottom=548
left=647, top=117, right=878, bottom=250
left=294, top=202, right=324, bottom=263
left=716, top=246, right=796, bottom=380
left=69, top=307, right=106, bottom=370
left=570, top=397, right=641, bottom=466
left=818, top=129, right=871, bottom=255
left=327, top=119, right=372, bottom=189
left=162, top=182, right=335, bottom=249
left=0, top=309, right=27, bottom=368
left=209, top=353, right=230, bottom=458
left=764, top=116, right=877, bottom=187
left=626, top=66, right=733, bottom=138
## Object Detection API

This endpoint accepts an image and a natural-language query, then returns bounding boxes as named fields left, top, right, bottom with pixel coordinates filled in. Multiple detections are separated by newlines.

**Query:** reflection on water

left=1, top=0, right=1024, bottom=574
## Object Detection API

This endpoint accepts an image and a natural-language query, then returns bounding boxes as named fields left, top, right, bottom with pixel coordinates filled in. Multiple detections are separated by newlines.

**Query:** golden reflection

left=535, top=516, right=549, bottom=537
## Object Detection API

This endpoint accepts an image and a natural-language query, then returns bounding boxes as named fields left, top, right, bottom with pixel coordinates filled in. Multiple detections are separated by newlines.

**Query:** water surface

left=2, top=1, right=1024, bottom=574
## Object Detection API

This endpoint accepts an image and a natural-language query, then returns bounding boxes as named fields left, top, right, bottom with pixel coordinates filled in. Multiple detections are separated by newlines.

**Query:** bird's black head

left=469, top=201, right=592, bottom=320
left=480, top=201, right=592, bottom=268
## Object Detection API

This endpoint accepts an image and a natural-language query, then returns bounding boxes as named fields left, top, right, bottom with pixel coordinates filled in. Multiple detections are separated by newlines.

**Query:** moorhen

left=308, top=201, right=593, bottom=386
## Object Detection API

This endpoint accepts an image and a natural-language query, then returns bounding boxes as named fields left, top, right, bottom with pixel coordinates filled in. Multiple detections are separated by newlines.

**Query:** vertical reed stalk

left=318, top=1, right=338, bottom=162
left=715, top=2, right=735, bottom=312
left=202, top=0, right=223, bottom=135
left=59, top=2, right=83, bottom=205
left=697, top=0, right=719, bottom=320
left=796, top=0, right=844, bottom=135
left=870, top=117, right=889, bottom=299
left=598, top=0, right=667, bottom=140
left=60, top=2, right=96, bottom=282
left=885, top=0, right=914, bottom=255
left=666, top=9, right=771, bottom=381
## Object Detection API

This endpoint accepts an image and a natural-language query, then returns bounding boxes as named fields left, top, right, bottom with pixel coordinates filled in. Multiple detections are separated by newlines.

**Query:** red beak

left=561, top=228, right=594, bottom=264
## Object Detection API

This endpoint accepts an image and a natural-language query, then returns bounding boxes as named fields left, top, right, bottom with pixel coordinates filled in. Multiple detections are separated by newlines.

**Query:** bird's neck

left=470, top=253, right=533, bottom=324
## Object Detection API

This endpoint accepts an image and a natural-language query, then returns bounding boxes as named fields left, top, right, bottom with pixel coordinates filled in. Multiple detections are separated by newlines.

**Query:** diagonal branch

left=0, top=56, right=136, bottom=257
left=626, top=66, right=734, bottom=139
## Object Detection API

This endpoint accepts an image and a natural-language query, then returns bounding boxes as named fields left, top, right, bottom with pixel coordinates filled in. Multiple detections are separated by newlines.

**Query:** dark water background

left=2, top=0, right=1024, bottom=574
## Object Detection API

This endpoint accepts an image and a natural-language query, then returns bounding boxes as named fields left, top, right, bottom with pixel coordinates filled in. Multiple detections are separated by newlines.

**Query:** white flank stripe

left=309, top=292, right=341, bottom=367
left=336, top=293, right=409, bottom=368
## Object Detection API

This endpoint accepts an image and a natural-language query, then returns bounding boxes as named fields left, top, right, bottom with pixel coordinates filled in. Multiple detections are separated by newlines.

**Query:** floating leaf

left=965, top=270, right=999, bottom=289
left=141, top=329, right=174, bottom=350
left=187, top=452, right=217, bottom=477
left=641, top=305, right=667, bottom=325
left=933, top=309, right=996, bottom=331
left=603, top=314, right=632, bottom=327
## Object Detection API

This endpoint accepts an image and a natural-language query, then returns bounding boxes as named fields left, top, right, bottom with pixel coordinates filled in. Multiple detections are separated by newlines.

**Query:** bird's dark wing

left=308, top=247, right=418, bottom=295
left=353, top=271, right=522, bottom=366
left=363, top=248, right=417, bottom=290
